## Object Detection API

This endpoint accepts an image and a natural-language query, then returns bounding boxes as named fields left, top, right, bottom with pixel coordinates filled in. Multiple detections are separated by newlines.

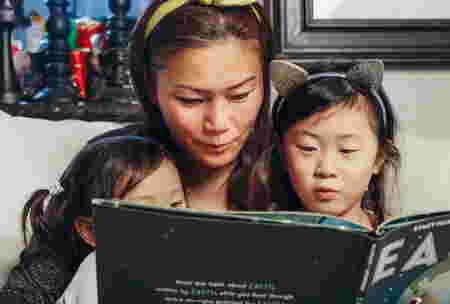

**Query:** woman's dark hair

left=128, top=1, right=274, bottom=210
left=248, top=63, right=401, bottom=220
left=21, top=136, right=169, bottom=273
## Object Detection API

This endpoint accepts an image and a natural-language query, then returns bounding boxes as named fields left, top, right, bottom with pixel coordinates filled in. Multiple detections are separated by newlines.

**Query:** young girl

left=265, top=59, right=401, bottom=230
left=0, top=136, right=185, bottom=304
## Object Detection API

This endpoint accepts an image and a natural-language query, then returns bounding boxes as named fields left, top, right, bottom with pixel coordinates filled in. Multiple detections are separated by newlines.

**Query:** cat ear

left=270, top=60, right=308, bottom=97
left=347, top=59, right=384, bottom=91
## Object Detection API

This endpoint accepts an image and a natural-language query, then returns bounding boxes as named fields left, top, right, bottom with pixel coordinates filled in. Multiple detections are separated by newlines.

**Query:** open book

left=93, top=199, right=450, bottom=304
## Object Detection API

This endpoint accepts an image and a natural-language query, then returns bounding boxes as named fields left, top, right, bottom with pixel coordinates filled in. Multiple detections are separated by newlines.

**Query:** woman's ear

left=74, top=216, right=96, bottom=247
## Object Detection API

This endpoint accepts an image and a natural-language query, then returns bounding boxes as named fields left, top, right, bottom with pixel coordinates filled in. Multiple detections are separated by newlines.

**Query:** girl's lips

left=315, top=187, right=339, bottom=201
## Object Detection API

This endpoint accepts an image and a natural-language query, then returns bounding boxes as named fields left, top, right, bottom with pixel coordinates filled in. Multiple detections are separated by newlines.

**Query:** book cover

left=93, top=199, right=450, bottom=304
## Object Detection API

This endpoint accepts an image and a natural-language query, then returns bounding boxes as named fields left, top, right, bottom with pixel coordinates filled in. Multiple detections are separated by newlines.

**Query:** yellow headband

left=144, top=0, right=261, bottom=39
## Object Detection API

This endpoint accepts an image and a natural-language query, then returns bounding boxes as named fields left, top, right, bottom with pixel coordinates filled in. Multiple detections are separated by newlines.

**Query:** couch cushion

left=0, top=111, right=121, bottom=287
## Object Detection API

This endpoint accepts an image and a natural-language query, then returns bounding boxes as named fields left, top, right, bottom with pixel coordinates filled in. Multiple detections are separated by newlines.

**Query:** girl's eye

left=175, top=97, right=204, bottom=105
left=229, top=91, right=252, bottom=103
left=340, top=149, right=359, bottom=154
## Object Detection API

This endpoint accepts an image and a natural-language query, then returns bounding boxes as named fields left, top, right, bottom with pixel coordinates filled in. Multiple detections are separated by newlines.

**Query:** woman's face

left=155, top=39, right=264, bottom=169
left=282, top=102, right=383, bottom=221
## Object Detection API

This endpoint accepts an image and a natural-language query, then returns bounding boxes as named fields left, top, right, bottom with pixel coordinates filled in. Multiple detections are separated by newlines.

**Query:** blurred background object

left=0, top=0, right=21, bottom=104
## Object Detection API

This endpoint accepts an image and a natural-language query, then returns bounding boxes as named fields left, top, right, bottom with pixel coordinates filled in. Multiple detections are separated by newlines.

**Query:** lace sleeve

left=0, top=245, right=72, bottom=304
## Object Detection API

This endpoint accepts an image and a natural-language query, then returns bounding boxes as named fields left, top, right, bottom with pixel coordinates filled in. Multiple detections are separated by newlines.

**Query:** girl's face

left=124, top=158, right=185, bottom=207
left=282, top=102, right=383, bottom=221
left=155, top=39, right=263, bottom=169
left=76, top=157, right=185, bottom=248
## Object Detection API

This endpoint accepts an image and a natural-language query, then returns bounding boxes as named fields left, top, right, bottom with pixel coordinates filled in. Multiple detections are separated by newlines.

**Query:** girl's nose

left=314, top=152, right=337, bottom=178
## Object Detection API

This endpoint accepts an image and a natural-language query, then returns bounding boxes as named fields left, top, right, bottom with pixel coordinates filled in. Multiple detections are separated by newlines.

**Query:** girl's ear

left=74, top=216, right=96, bottom=247
left=372, top=152, right=385, bottom=175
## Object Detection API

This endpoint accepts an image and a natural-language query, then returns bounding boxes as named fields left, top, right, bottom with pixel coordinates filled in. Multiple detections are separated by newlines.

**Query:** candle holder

left=108, top=0, right=131, bottom=50
left=98, top=0, right=135, bottom=103
left=0, top=0, right=20, bottom=104
left=34, top=0, right=77, bottom=103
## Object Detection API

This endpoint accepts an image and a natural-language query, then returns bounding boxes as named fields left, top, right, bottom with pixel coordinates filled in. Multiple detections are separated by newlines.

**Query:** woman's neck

left=180, top=161, right=237, bottom=212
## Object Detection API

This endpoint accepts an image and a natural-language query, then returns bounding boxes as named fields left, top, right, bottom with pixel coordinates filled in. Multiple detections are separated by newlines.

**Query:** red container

left=76, top=19, right=107, bottom=51
left=70, top=49, right=89, bottom=99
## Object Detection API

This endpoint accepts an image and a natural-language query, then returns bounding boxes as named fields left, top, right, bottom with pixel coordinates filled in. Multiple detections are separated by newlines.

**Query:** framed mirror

left=268, top=0, right=450, bottom=65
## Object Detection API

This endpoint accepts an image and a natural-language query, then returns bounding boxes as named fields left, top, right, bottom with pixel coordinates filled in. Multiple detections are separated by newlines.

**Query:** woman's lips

left=206, top=143, right=231, bottom=152
left=200, top=141, right=234, bottom=153
left=199, top=137, right=240, bottom=153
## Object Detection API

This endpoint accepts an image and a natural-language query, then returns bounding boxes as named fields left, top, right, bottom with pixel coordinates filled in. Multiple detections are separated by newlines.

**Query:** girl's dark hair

left=128, top=1, right=274, bottom=210
left=21, top=136, right=169, bottom=272
left=249, top=64, right=401, bottom=220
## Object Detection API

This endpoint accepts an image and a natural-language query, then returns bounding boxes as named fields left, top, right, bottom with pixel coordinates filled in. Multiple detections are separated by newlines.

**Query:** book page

left=397, top=256, right=450, bottom=303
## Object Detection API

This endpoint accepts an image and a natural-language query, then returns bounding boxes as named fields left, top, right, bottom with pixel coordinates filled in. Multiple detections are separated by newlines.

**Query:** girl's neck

left=180, top=160, right=237, bottom=212
left=339, top=206, right=376, bottom=231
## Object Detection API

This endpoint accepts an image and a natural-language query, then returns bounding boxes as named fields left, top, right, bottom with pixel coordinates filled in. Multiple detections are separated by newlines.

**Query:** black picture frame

left=269, top=0, right=450, bottom=66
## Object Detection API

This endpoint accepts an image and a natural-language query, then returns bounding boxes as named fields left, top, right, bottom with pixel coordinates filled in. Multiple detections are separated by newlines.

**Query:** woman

left=97, top=0, right=274, bottom=211
left=0, top=1, right=274, bottom=303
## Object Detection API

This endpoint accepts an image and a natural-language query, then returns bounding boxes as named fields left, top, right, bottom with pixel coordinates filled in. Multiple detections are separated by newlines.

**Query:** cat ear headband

left=270, top=59, right=387, bottom=132
left=144, top=0, right=261, bottom=39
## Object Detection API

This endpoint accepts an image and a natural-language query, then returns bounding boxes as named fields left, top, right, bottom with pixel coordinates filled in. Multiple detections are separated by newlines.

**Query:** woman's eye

left=229, top=92, right=251, bottom=103
left=176, top=97, right=204, bottom=105
left=297, top=145, right=317, bottom=152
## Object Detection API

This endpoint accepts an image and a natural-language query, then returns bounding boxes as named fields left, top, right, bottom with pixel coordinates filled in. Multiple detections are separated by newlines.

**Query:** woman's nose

left=203, top=99, right=230, bottom=135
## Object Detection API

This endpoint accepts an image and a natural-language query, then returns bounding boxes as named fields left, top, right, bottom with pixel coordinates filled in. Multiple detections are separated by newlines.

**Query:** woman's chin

left=194, top=150, right=240, bottom=170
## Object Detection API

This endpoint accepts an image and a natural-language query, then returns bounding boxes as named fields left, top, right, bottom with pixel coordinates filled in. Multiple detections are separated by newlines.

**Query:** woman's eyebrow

left=174, top=75, right=256, bottom=93
left=226, top=76, right=257, bottom=90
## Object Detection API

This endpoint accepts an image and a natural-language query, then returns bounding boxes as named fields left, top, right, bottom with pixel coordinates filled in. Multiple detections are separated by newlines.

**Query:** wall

left=384, top=69, right=450, bottom=214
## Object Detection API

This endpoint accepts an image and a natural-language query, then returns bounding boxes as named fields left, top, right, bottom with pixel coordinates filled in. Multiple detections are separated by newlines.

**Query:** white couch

left=1, top=108, right=450, bottom=287
left=0, top=110, right=121, bottom=287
